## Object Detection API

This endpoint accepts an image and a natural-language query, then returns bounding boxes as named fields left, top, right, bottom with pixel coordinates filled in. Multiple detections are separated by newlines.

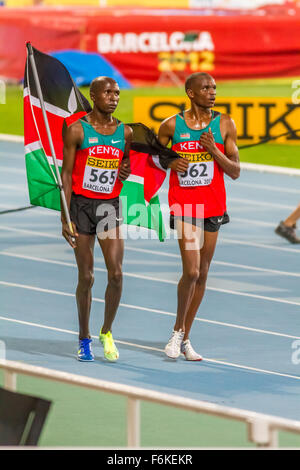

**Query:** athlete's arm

left=199, top=115, right=240, bottom=180
left=118, top=124, right=132, bottom=181
left=158, top=117, right=188, bottom=173
left=61, top=121, right=83, bottom=247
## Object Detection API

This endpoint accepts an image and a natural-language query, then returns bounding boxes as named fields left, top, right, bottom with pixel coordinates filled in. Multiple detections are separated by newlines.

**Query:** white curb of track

left=0, top=134, right=24, bottom=143
left=240, top=162, right=300, bottom=177
left=1, top=133, right=300, bottom=177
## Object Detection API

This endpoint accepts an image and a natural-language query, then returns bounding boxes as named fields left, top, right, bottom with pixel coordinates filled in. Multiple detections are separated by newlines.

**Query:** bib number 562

left=181, top=163, right=208, bottom=179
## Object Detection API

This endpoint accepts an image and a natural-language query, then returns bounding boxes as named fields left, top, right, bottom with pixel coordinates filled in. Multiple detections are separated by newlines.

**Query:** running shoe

left=164, top=329, right=184, bottom=359
left=99, top=329, right=119, bottom=362
left=77, top=338, right=94, bottom=362
left=181, top=339, right=202, bottom=361
left=275, top=221, right=300, bottom=244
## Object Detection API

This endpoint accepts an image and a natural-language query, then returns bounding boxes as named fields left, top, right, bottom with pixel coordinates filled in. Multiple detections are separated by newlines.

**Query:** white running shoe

left=181, top=339, right=202, bottom=361
left=165, top=329, right=184, bottom=358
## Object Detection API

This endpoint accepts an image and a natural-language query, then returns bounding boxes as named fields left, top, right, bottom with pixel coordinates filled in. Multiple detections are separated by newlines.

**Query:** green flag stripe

left=25, top=148, right=61, bottom=211
left=120, top=180, right=166, bottom=242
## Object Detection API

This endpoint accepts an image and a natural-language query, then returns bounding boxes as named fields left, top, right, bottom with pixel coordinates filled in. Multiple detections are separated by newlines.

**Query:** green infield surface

left=0, top=78, right=299, bottom=169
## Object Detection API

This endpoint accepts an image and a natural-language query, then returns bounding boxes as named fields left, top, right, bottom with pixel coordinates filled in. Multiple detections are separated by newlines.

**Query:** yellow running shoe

left=99, top=329, right=119, bottom=362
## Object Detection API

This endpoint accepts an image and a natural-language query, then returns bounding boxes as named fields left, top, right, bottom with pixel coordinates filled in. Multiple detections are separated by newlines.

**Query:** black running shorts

left=170, top=212, right=230, bottom=233
left=70, top=193, right=123, bottom=235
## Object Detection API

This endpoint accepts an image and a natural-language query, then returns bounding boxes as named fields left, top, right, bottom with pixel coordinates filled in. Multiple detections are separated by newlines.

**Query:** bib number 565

left=89, top=169, right=117, bottom=185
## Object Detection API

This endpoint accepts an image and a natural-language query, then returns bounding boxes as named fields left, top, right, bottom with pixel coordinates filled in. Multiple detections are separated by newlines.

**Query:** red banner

left=1, top=7, right=300, bottom=83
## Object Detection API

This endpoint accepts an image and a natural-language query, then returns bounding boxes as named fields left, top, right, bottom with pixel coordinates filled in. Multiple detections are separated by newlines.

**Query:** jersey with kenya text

left=169, top=111, right=227, bottom=218
left=72, top=119, right=125, bottom=199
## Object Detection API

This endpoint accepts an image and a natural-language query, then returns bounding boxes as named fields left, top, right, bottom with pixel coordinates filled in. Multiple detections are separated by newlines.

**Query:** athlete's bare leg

left=183, top=230, right=219, bottom=341
left=174, top=220, right=202, bottom=332
left=284, top=204, right=300, bottom=227
left=97, top=226, right=124, bottom=334
left=73, top=233, right=96, bottom=340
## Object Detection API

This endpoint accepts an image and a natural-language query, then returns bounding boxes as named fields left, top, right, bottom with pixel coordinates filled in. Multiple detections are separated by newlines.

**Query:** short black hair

left=185, top=72, right=214, bottom=92
left=90, top=76, right=118, bottom=94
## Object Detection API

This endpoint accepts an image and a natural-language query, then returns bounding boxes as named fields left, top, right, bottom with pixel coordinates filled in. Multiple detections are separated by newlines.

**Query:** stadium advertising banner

left=1, top=8, right=300, bottom=82
left=86, top=13, right=300, bottom=82
left=133, top=97, right=300, bottom=145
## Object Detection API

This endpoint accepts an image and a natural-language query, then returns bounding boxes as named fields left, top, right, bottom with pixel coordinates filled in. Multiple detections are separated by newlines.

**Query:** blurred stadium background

left=1, top=0, right=300, bottom=450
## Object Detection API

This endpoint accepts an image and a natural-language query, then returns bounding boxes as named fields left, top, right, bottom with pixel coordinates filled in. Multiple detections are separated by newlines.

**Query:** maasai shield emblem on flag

left=24, top=45, right=179, bottom=241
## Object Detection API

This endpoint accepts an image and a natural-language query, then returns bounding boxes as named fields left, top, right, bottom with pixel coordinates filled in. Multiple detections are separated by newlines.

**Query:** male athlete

left=158, top=72, right=240, bottom=361
left=61, top=76, right=132, bottom=362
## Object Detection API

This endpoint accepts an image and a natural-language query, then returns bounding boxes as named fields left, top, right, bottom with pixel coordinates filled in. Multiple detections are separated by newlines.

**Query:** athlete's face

left=91, top=80, right=120, bottom=114
left=187, top=77, right=216, bottom=109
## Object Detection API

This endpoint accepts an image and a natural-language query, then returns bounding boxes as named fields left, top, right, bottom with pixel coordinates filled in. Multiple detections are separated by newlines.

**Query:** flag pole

left=26, top=42, right=75, bottom=243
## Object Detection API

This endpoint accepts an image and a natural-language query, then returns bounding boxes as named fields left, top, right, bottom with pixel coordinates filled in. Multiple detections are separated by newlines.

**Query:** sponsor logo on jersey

left=87, top=157, right=120, bottom=169
left=177, top=151, right=213, bottom=163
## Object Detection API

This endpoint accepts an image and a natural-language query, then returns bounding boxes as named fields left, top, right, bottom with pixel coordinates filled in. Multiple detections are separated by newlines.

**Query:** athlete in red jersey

left=158, top=72, right=240, bottom=361
left=61, top=76, right=132, bottom=362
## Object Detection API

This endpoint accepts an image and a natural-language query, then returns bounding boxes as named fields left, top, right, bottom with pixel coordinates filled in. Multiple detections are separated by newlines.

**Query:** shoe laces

left=168, top=330, right=184, bottom=349
left=103, top=332, right=115, bottom=351
left=183, top=339, right=195, bottom=354
left=79, top=338, right=92, bottom=354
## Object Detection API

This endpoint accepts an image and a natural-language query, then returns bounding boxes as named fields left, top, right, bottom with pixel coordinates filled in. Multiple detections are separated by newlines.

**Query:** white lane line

left=201, top=358, right=300, bottom=381
left=213, top=260, right=300, bottom=278
left=1, top=223, right=300, bottom=256
left=232, top=181, right=300, bottom=195
left=0, top=151, right=23, bottom=159
left=0, top=315, right=78, bottom=336
left=0, top=152, right=24, bottom=158
left=0, top=205, right=58, bottom=217
left=0, top=205, right=279, bottom=228
left=0, top=224, right=60, bottom=239
left=1, top=252, right=300, bottom=306
left=124, top=247, right=300, bottom=277
left=3, top=249, right=300, bottom=279
left=220, top=237, right=300, bottom=253
left=0, top=168, right=26, bottom=175
left=0, top=184, right=28, bottom=193
left=0, top=280, right=299, bottom=340
left=159, top=191, right=297, bottom=210
left=231, top=217, right=276, bottom=228
left=0, top=314, right=299, bottom=381
left=227, top=197, right=295, bottom=210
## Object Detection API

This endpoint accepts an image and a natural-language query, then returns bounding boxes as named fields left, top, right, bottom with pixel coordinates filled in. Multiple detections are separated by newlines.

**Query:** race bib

left=178, top=152, right=214, bottom=187
left=82, top=156, right=119, bottom=194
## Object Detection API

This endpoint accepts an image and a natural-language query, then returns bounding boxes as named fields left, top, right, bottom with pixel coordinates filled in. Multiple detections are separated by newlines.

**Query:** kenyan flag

left=23, top=45, right=177, bottom=241
left=24, top=44, right=90, bottom=211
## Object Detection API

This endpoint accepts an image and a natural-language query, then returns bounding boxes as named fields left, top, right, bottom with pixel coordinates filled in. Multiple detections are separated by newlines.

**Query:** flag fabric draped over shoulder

left=23, top=45, right=179, bottom=241
left=121, top=123, right=179, bottom=241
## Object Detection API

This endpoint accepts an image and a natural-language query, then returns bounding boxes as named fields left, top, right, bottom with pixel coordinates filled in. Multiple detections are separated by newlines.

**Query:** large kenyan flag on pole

left=24, top=45, right=177, bottom=241
left=24, top=43, right=90, bottom=212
